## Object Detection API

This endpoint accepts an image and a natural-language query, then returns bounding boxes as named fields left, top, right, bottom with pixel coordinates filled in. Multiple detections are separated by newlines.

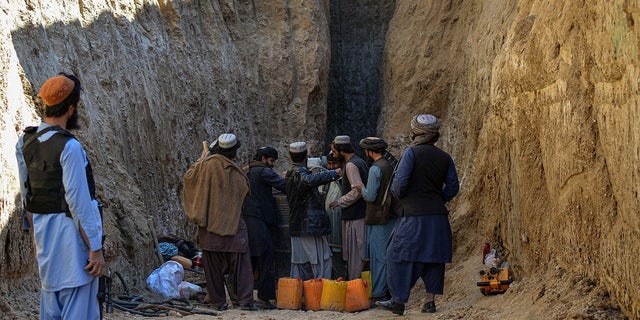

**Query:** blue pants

left=386, top=260, right=445, bottom=303
left=365, top=220, right=396, bottom=298
left=40, top=277, right=100, bottom=320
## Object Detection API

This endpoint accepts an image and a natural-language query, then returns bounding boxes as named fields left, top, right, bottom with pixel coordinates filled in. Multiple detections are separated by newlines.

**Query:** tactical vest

left=22, top=126, right=96, bottom=216
left=340, top=154, right=368, bottom=220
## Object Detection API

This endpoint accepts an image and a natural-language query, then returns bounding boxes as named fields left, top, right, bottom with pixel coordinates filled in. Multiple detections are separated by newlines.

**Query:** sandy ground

left=4, top=255, right=625, bottom=320
left=3, top=235, right=624, bottom=319
left=95, top=254, right=624, bottom=320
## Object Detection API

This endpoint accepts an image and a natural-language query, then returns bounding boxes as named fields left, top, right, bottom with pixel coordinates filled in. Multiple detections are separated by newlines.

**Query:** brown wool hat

left=39, top=75, right=75, bottom=107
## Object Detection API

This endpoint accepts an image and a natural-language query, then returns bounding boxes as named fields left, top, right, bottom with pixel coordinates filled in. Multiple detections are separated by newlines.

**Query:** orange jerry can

left=277, top=277, right=303, bottom=310
left=360, top=271, right=372, bottom=298
left=303, top=278, right=324, bottom=311
left=345, top=279, right=370, bottom=312
left=477, top=267, right=514, bottom=295
left=320, top=278, right=347, bottom=311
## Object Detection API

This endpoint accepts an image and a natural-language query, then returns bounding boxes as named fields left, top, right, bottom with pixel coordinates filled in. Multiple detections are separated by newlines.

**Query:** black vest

left=22, top=126, right=96, bottom=215
left=400, top=143, right=451, bottom=216
left=364, top=156, right=395, bottom=225
left=341, top=154, right=368, bottom=220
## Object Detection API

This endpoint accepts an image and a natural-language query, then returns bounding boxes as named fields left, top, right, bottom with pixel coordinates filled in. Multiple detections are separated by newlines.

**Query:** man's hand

left=334, top=168, right=342, bottom=176
left=354, top=182, right=364, bottom=193
left=329, top=201, right=340, bottom=209
left=85, top=249, right=106, bottom=277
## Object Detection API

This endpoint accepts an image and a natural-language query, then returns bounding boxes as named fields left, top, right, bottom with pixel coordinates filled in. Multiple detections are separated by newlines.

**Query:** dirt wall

left=381, top=1, right=640, bottom=317
left=1, top=0, right=639, bottom=318
left=0, top=0, right=330, bottom=309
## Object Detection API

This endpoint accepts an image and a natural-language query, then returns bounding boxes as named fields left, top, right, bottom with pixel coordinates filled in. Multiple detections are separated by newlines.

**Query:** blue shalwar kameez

left=17, top=122, right=103, bottom=320
left=362, top=165, right=397, bottom=298
left=386, top=215, right=451, bottom=302
left=387, top=145, right=459, bottom=304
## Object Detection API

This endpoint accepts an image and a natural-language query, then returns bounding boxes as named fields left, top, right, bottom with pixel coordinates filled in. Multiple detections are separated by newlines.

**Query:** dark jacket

left=243, top=161, right=286, bottom=225
left=285, top=164, right=339, bottom=237
left=340, top=155, right=368, bottom=220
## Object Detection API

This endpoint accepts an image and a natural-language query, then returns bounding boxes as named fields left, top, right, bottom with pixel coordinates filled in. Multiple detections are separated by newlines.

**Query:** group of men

left=182, top=114, right=460, bottom=315
left=16, top=73, right=459, bottom=318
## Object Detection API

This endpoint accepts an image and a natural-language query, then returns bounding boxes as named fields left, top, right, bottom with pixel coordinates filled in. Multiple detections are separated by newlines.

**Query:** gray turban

left=411, top=114, right=440, bottom=135
left=410, top=114, right=440, bottom=145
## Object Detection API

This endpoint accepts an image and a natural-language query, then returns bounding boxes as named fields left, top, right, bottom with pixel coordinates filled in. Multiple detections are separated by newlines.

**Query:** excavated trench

left=325, top=0, right=396, bottom=150
left=1, top=1, right=639, bottom=319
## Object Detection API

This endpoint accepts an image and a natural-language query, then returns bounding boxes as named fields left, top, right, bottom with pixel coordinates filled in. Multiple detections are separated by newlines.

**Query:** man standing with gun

left=16, top=73, right=105, bottom=319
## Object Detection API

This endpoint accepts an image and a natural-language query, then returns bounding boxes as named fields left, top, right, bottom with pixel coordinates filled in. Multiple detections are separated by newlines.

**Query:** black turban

left=359, top=137, right=388, bottom=153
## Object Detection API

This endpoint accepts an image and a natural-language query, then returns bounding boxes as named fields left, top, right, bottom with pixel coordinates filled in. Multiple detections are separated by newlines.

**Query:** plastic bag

left=484, top=249, right=501, bottom=267
left=178, top=281, right=203, bottom=299
left=146, top=261, right=184, bottom=298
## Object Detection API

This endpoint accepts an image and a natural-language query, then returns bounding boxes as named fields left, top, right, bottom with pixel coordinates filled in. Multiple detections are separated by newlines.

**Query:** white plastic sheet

left=146, top=261, right=185, bottom=298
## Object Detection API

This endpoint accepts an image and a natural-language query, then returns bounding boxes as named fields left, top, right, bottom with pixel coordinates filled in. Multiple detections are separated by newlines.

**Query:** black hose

left=113, top=271, right=130, bottom=296
left=112, top=301, right=165, bottom=317
left=109, top=269, right=217, bottom=317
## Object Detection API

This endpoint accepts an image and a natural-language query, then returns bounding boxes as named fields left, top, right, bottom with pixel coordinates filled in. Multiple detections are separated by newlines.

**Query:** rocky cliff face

left=382, top=1, right=639, bottom=317
left=0, top=0, right=330, bottom=306
left=1, top=0, right=639, bottom=318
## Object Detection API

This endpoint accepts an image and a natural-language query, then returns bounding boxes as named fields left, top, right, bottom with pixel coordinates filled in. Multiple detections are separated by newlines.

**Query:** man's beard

left=66, top=108, right=81, bottom=130
left=365, top=155, right=374, bottom=166
left=336, top=153, right=345, bottom=162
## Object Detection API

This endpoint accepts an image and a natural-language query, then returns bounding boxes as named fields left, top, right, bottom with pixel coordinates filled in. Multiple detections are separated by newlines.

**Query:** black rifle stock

left=96, top=203, right=112, bottom=319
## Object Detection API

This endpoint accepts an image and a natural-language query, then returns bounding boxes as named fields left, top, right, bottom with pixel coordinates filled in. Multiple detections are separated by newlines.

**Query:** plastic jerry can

left=277, top=277, right=303, bottom=310
left=360, top=271, right=372, bottom=298
left=345, top=279, right=370, bottom=312
left=303, top=278, right=324, bottom=311
left=320, top=278, right=347, bottom=312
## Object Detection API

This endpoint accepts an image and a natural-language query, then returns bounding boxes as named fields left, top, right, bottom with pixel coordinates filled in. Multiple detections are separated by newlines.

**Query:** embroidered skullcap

left=39, top=75, right=75, bottom=107
left=359, top=137, right=388, bottom=153
left=217, top=133, right=238, bottom=149
left=259, top=146, right=279, bottom=159
left=411, top=114, right=440, bottom=136
left=333, top=135, right=351, bottom=145
left=289, top=141, right=307, bottom=153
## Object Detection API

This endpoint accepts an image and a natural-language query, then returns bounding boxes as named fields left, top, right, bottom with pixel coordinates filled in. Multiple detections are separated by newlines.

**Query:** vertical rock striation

left=0, top=0, right=330, bottom=309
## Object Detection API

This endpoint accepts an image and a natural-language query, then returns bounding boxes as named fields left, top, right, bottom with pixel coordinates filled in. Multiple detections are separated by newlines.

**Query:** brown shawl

left=182, top=154, right=249, bottom=236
